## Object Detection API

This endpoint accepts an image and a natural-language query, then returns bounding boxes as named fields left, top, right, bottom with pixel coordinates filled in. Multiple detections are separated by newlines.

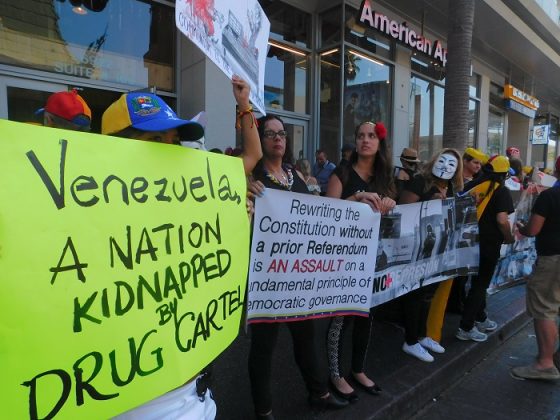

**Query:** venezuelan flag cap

left=36, top=89, right=91, bottom=128
left=102, top=92, right=204, bottom=141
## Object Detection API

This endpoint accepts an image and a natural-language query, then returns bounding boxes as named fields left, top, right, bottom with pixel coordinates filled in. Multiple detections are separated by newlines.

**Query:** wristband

left=235, top=105, right=258, bottom=129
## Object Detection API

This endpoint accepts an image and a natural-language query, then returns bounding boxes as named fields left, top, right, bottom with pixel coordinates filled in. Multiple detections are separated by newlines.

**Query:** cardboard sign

left=0, top=120, right=249, bottom=419
left=175, top=0, right=270, bottom=114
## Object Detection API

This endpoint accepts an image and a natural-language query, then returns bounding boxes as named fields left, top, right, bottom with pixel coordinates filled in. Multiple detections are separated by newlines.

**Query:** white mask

left=432, top=153, right=458, bottom=180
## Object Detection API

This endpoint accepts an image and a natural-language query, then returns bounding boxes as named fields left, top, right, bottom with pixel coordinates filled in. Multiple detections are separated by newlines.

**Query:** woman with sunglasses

left=247, top=114, right=348, bottom=419
left=326, top=121, right=396, bottom=402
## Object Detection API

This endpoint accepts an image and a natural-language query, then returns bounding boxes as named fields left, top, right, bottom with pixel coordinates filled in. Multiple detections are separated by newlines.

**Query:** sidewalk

left=212, top=283, right=529, bottom=420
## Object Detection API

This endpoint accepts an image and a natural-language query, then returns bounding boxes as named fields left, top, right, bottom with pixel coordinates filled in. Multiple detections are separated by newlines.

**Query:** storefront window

left=468, top=99, right=479, bottom=147
left=343, top=52, right=391, bottom=143
left=344, top=6, right=393, bottom=61
left=487, top=108, right=505, bottom=156
left=469, top=73, right=481, bottom=98
left=264, top=44, right=307, bottom=113
left=0, top=1, right=175, bottom=91
left=319, top=50, right=341, bottom=162
left=260, top=1, right=311, bottom=48
left=409, top=76, right=444, bottom=161
left=321, top=6, right=342, bottom=47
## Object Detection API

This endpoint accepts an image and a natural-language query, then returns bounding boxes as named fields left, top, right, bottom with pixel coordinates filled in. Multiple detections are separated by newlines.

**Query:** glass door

left=279, top=116, right=308, bottom=161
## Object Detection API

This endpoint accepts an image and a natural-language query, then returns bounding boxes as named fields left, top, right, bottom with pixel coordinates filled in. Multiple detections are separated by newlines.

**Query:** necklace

left=265, top=166, right=294, bottom=190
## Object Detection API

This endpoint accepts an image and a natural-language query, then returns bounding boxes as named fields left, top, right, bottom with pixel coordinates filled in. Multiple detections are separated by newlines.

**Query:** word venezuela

left=26, top=139, right=242, bottom=210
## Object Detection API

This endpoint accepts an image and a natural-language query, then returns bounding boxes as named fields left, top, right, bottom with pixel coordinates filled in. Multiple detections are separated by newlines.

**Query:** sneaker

left=475, top=318, right=498, bottom=332
left=419, top=337, right=445, bottom=354
left=402, top=342, right=434, bottom=362
left=510, top=365, right=560, bottom=381
left=455, top=326, right=487, bottom=342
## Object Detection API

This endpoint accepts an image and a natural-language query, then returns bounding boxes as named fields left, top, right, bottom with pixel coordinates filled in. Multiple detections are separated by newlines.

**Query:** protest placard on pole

left=175, top=0, right=270, bottom=115
left=0, top=120, right=249, bottom=419
left=247, top=189, right=380, bottom=322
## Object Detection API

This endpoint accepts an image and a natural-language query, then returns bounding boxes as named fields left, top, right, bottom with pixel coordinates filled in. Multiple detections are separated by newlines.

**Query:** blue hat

left=102, top=92, right=204, bottom=140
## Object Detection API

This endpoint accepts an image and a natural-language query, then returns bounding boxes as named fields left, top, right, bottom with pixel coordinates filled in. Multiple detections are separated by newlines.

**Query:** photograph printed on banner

left=371, top=196, right=480, bottom=308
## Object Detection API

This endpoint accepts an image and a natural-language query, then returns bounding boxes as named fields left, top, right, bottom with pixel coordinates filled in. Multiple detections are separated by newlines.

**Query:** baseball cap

left=37, top=89, right=91, bottom=127
left=101, top=92, right=204, bottom=140
left=400, top=147, right=421, bottom=163
left=464, top=147, right=489, bottom=164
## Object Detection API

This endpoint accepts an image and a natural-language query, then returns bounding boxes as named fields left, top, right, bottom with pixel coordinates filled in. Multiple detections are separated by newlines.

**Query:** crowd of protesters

left=24, top=79, right=560, bottom=420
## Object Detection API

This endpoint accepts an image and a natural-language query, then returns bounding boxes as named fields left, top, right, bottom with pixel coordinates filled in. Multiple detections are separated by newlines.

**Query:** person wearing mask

left=248, top=114, right=348, bottom=419
left=511, top=156, right=560, bottom=380
left=326, top=121, right=396, bottom=400
left=37, top=89, right=92, bottom=131
left=312, top=150, right=336, bottom=195
left=399, top=149, right=463, bottom=361
left=506, top=146, right=521, bottom=160
left=104, top=75, right=260, bottom=420
left=456, top=155, right=515, bottom=342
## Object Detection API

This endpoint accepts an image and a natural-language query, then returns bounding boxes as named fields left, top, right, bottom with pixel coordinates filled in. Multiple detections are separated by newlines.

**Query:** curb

left=368, top=286, right=529, bottom=420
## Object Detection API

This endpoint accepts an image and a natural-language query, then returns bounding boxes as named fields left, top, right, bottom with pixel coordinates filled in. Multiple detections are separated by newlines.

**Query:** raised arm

left=232, top=75, right=262, bottom=175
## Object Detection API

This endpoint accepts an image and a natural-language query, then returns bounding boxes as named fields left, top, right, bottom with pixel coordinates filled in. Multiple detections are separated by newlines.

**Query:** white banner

left=371, top=197, right=479, bottom=306
left=175, top=0, right=270, bottom=114
left=248, top=189, right=380, bottom=322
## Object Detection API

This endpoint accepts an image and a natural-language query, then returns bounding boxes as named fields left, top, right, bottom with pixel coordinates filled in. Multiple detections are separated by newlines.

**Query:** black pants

left=402, top=283, right=439, bottom=345
left=460, top=245, right=500, bottom=331
left=327, top=313, right=373, bottom=379
left=248, top=320, right=328, bottom=414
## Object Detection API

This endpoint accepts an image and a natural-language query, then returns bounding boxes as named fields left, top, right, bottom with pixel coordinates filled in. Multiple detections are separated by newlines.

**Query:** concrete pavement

left=212, top=283, right=529, bottom=419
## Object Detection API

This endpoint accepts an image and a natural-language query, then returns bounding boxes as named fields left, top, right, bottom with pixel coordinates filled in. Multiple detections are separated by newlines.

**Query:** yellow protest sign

left=0, top=120, right=249, bottom=419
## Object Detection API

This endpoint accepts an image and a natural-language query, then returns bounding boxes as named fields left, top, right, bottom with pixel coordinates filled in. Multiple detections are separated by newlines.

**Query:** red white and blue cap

left=102, top=92, right=204, bottom=140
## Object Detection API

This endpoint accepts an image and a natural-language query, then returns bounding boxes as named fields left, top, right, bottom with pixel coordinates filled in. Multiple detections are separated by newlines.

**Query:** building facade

left=2, top=0, right=560, bottom=168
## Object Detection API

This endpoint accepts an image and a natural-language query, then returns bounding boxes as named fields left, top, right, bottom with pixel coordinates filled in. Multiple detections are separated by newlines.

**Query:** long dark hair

left=341, top=121, right=396, bottom=198
left=252, top=114, right=295, bottom=178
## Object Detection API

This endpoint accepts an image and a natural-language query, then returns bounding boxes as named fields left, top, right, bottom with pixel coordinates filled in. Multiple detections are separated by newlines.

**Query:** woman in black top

left=398, top=148, right=463, bottom=362
left=326, top=121, right=396, bottom=401
left=248, top=115, right=347, bottom=419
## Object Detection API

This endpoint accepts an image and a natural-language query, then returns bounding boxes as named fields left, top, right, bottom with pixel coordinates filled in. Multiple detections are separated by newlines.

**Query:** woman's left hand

left=232, top=75, right=250, bottom=109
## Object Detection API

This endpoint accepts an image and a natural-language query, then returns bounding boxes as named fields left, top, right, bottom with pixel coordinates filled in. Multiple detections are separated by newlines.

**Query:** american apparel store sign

left=357, top=0, right=447, bottom=67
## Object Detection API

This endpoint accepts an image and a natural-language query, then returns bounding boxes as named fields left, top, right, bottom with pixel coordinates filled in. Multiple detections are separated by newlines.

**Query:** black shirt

left=403, top=173, right=454, bottom=201
left=332, top=165, right=372, bottom=199
left=257, top=166, right=310, bottom=195
left=532, top=186, right=560, bottom=256
left=478, top=185, right=514, bottom=251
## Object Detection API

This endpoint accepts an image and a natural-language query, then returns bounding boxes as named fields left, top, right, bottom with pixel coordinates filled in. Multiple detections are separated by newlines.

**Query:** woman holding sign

left=326, top=121, right=396, bottom=401
left=248, top=115, right=348, bottom=419
left=398, top=149, right=463, bottom=362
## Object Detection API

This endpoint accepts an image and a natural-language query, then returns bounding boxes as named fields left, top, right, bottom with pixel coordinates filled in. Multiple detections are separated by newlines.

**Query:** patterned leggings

left=327, top=314, right=373, bottom=379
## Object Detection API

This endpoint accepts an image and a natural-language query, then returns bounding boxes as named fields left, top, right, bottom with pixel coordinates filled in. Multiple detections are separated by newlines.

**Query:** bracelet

left=235, top=105, right=258, bottom=129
